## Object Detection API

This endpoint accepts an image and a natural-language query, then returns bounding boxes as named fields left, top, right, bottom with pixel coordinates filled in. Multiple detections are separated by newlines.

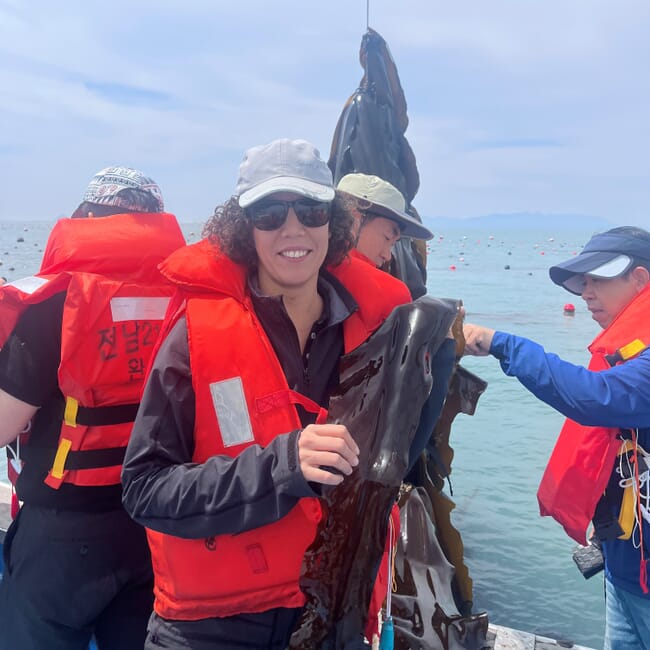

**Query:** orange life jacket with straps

left=146, top=241, right=410, bottom=620
left=1, top=213, right=185, bottom=490
left=537, top=284, right=650, bottom=545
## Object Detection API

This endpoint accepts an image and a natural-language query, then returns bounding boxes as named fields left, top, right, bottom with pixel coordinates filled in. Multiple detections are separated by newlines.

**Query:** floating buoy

left=540, top=251, right=545, bottom=255
left=564, top=303, right=576, bottom=315
left=459, top=257, right=465, bottom=262
left=504, top=264, right=510, bottom=270
left=449, top=265, right=457, bottom=271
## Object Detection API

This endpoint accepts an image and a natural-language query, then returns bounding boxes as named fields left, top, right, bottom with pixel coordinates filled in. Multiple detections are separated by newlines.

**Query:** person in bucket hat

left=463, top=226, right=650, bottom=649
left=0, top=166, right=184, bottom=650
left=335, top=172, right=455, bottom=469
left=336, top=173, right=433, bottom=268
left=121, top=138, right=417, bottom=649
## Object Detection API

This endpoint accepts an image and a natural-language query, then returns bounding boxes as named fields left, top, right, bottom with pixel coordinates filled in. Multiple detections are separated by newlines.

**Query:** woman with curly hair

left=122, top=138, right=412, bottom=649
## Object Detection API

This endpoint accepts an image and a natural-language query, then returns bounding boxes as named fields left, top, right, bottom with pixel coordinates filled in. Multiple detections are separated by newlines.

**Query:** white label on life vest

left=110, top=297, right=170, bottom=322
left=5, top=276, right=49, bottom=294
left=209, top=377, right=254, bottom=448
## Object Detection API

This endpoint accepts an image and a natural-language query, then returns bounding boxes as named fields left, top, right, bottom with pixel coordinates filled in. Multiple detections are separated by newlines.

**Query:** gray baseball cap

left=83, top=166, right=164, bottom=212
left=336, top=173, right=433, bottom=240
left=236, top=139, right=335, bottom=208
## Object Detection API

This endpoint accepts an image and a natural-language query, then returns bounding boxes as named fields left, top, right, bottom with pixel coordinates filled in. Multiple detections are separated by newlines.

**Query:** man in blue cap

left=463, top=226, right=650, bottom=649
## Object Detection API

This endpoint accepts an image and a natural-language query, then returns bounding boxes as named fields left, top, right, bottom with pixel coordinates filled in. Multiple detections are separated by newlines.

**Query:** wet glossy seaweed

left=290, top=297, right=456, bottom=648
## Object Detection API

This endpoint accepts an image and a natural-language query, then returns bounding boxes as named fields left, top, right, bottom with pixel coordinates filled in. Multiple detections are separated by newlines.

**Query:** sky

left=1, top=0, right=649, bottom=226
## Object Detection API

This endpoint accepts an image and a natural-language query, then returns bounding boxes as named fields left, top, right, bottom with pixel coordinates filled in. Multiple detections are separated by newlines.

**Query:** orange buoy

left=564, top=303, right=575, bottom=315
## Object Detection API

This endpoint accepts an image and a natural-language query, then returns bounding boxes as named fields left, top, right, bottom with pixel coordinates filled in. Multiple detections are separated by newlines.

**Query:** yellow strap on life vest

left=63, top=396, right=79, bottom=427
left=619, top=439, right=635, bottom=455
left=616, top=437, right=649, bottom=540
left=50, top=438, right=72, bottom=479
left=619, top=438, right=648, bottom=457
left=618, top=485, right=636, bottom=540
left=619, top=339, right=647, bottom=361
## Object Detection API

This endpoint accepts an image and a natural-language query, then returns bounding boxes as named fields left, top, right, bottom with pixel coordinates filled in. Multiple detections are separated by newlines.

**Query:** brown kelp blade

left=329, top=28, right=418, bottom=202
left=289, top=297, right=457, bottom=649
left=328, top=27, right=426, bottom=298
left=392, top=486, right=490, bottom=650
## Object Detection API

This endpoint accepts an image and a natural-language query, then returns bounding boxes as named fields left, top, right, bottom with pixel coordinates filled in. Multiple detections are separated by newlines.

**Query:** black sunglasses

left=245, top=199, right=331, bottom=231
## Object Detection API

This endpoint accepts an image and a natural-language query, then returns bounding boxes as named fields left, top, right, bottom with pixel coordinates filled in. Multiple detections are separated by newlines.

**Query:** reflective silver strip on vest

left=209, top=377, right=254, bottom=447
left=110, top=297, right=170, bottom=322
left=5, top=276, right=49, bottom=294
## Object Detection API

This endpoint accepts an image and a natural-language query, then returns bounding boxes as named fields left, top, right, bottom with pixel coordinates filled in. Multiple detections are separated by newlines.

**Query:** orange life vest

left=0, top=212, right=185, bottom=489
left=147, top=241, right=410, bottom=620
left=537, top=284, right=650, bottom=544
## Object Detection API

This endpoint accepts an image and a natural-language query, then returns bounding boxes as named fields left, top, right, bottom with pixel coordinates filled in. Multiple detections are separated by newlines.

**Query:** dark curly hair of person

left=202, top=194, right=356, bottom=269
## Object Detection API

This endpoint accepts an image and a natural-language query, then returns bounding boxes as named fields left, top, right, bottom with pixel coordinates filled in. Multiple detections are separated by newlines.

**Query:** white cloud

left=0, top=1, right=648, bottom=226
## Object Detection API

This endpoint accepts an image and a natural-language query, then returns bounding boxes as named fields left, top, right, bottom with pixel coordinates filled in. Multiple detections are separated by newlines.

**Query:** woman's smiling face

left=252, top=192, right=330, bottom=297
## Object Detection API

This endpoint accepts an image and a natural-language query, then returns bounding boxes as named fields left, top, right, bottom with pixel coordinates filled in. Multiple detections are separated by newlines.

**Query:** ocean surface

left=0, top=220, right=605, bottom=648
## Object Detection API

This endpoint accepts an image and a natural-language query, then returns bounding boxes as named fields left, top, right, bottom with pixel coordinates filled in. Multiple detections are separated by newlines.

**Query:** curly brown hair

left=202, top=194, right=356, bottom=270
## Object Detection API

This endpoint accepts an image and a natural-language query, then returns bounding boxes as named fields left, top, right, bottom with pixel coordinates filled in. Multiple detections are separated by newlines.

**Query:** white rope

left=617, top=434, right=650, bottom=549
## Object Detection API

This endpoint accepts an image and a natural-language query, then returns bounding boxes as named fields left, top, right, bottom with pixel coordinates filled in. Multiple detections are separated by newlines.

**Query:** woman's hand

left=298, top=423, right=360, bottom=486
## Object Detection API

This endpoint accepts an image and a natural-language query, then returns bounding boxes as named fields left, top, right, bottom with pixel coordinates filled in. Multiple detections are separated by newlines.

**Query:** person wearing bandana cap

left=73, top=165, right=165, bottom=216
left=0, top=167, right=184, bottom=650
left=463, top=226, right=650, bottom=649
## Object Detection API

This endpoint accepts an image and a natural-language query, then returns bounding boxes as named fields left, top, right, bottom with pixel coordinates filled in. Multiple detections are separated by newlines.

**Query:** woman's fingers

left=298, top=424, right=360, bottom=485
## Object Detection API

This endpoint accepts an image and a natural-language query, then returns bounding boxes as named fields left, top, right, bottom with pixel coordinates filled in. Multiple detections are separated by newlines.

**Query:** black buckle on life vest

left=605, top=339, right=648, bottom=368
left=592, top=511, right=624, bottom=541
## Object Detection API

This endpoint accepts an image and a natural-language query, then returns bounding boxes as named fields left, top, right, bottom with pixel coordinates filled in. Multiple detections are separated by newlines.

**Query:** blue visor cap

left=549, top=231, right=650, bottom=295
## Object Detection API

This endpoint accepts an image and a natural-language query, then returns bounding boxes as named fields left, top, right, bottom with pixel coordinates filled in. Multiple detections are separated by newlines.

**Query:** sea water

left=0, top=220, right=605, bottom=647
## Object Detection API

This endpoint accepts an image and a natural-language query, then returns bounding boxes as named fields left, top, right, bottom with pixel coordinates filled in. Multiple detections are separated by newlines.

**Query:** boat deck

left=486, top=624, right=594, bottom=649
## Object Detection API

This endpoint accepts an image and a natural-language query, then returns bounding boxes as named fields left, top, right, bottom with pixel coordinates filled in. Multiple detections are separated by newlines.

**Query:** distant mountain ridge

left=424, top=212, right=614, bottom=231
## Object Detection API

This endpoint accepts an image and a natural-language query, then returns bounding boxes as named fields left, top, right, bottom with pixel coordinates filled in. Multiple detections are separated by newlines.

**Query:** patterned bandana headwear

left=83, top=166, right=164, bottom=212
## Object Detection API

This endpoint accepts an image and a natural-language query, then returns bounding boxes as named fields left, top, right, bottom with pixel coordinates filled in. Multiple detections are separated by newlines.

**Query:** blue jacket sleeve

left=489, top=331, right=650, bottom=429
